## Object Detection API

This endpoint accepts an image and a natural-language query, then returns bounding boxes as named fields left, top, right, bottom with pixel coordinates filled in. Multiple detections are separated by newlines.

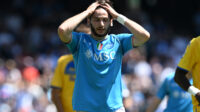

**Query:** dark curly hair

left=96, top=0, right=113, bottom=7
left=88, top=0, right=113, bottom=19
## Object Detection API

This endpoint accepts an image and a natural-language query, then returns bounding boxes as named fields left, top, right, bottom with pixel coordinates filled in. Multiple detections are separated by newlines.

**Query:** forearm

left=99, top=3, right=150, bottom=46
left=174, top=67, right=200, bottom=104
left=124, top=18, right=150, bottom=46
left=146, top=96, right=161, bottom=112
left=58, top=10, right=89, bottom=43
left=51, top=89, right=64, bottom=112
left=52, top=97, right=64, bottom=112
left=174, top=67, right=191, bottom=91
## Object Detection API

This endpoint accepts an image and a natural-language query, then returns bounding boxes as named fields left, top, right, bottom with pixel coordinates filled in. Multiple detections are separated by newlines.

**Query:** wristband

left=188, top=86, right=200, bottom=96
left=116, top=14, right=128, bottom=25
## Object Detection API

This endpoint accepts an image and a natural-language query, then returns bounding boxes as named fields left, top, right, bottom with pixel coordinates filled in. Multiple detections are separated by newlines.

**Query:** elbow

left=58, top=26, right=65, bottom=36
left=140, top=31, right=150, bottom=43
left=57, top=26, right=71, bottom=43
left=57, top=28, right=65, bottom=42
left=141, top=31, right=150, bottom=44
left=147, top=32, right=150, bottom=39
left=58, top=25, right=72, bottom=36
left=144, top=31, right=150, bottom=41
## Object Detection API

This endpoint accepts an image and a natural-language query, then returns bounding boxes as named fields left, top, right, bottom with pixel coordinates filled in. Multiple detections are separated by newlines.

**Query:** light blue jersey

left=157, top=73, right=193, bottom=112
left=67, top=32, right=133, bottom=112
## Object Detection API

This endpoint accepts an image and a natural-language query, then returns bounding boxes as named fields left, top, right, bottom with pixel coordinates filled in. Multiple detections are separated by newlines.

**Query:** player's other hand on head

left=100, top=3, right=119, bottom=19
left=86, top=2, right=100, bottom=16
left=195, top=92, right=200, bottom=104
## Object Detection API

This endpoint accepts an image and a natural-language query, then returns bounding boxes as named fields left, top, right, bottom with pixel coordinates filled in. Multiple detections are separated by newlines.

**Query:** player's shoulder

left=195, top=35, right=200, bottom=40
left=191, top=36, right=200, bottom=44
left=109, top=33, right=133, bottom=41
left=187, top=36, right=200, bottom=52
left=57, top=54, right=73, bottom=63
left=111, top=33, right=132, bottom=37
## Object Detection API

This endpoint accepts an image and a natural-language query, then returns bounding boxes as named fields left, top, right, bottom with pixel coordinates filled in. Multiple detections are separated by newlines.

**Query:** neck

left=91, top=34, right=107, bottom=41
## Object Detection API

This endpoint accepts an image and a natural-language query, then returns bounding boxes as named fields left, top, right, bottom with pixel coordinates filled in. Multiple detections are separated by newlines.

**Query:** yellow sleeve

left=178, top=38, right=197, bottom=71
left=51, top=57, right=64, bottom=88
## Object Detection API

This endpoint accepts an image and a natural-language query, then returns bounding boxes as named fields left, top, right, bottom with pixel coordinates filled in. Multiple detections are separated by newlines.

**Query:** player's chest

left=79, top=40, right=121, bottom=63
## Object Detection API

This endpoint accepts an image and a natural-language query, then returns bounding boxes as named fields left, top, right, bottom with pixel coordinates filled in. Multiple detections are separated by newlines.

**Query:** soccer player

left=51, top=54, right=75, bottom=112
left=146, top=73, right=193, bottom=112
left=51, top=23, right=90, bottom=112
left=174, top=36, right=200, bottom=112
left=57, top=0, right=150, bottom=111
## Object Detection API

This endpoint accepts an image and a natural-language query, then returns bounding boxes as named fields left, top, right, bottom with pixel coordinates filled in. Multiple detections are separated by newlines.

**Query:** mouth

left=96, top=28, right=105, bottom=33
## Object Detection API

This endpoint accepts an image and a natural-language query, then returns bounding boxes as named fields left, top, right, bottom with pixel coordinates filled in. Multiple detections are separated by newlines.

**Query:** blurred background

left=0, top=0, right=200, bottom=112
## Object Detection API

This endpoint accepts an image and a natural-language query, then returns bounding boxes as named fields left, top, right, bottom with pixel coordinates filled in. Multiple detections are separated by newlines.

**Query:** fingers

left=100, top=3, right=110, bottom=9
left=87, top=2, right=100, bottom=15
left=100, top=3, right=118, bottom=19
left=100, top=3, right=111, bottom=12
left=89, top=1, right=100, bottom=8
left=91, top=2, right=100, bottom=8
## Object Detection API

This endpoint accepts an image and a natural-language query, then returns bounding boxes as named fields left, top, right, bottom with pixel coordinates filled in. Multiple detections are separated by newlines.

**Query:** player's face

left=90, top=8, right=112, bottom=37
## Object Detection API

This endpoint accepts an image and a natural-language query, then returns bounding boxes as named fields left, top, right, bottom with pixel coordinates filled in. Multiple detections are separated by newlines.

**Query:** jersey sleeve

left=178, top=38, right=197, bottom=71
left=50, top=58, right=63, bottom=88
left=156, top=78, right=168, bottom=100
left=66, top=32, right=82, bottom=54
left=116, top=33, right=133, bottom=55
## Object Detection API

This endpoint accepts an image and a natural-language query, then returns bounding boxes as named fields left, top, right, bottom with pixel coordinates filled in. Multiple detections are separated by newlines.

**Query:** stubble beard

left=90, top=23, right=110, bottom=38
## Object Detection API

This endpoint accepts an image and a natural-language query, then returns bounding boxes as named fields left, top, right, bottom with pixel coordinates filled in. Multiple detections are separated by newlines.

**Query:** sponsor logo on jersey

left=105, top=43, right=113, bottom=49
left=85, top=49, right=116, bottom=61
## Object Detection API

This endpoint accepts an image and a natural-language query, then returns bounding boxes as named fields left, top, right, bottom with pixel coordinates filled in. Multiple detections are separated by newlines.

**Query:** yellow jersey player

left=51, top=23, right=90, bottom=112
left=174, top=36, right=200, bottom=112
left=51, top=54, right=75, bottom=112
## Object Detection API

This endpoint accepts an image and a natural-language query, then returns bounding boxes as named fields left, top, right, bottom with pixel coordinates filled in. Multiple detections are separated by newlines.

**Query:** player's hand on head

left=195, top=92, right=200, bottom=104
left=100, top=3, right=119, bottom=19
left=86, top=2, right=100, bottom=16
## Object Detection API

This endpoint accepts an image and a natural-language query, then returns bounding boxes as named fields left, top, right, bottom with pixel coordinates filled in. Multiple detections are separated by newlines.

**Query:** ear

left=110, top=19, right=113, bottom=27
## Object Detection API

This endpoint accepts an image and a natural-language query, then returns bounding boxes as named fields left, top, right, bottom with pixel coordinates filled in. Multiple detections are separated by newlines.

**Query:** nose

left=99, top=20, right=104, bottom=26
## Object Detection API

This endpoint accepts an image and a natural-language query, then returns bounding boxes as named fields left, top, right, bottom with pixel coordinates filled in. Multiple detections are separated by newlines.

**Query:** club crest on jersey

left=65, top=61, right=76, bottom=81
left=85, top=49, right=93, bottom=59
left=65, top=61, right=75, bottom=75
left=97, top=42, right=103, bottom=50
